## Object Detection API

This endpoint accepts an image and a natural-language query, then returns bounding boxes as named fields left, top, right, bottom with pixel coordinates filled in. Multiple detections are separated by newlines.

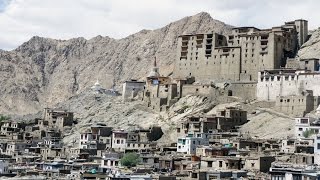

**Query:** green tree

left=303, top=129, right=314, bottom=138
left=0, top=114, right=10, bottom=123
left=120, top=153, right=140, bottom=168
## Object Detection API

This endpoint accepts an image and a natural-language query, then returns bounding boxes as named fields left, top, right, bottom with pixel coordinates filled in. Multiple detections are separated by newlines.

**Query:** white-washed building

left=177, top=133, right=209, bottom=155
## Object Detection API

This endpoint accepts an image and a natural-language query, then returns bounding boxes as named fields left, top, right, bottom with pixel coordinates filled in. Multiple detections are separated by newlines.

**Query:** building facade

left=173, top=20, right=308, bottom=82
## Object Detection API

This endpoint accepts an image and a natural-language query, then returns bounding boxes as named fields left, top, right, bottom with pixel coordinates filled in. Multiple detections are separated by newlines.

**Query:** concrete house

left=177, top=133, right=209, bottom=155
left=295, top=117, right=320, bottom=138
left=112, top=130, right=128, bottom=152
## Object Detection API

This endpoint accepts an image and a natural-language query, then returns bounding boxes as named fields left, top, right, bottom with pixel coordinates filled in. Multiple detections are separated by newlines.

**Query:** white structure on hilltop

left=91, top=79, right=102, bottom=93
left=147, top=57, right=160, bottom=78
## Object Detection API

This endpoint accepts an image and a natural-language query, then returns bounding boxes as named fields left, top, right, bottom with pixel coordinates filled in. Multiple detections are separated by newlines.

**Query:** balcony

left=181, top=47, right=188, bottom=52
left=196, top=35, right=204, bottom=39
left=205, top=49, right=212, bottom=53
left=182, top=39, right=189, bottom=43
left=260, top=45, right=268, bottom=49
left=181, top=52, right=188, bottom=57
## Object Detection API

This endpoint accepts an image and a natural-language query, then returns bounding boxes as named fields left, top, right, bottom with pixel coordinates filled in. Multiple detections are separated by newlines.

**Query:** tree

left=303, top=129, right=314, bottom=138
left=120, top=153, right=140, bottom=168
left=0, top=114, right=10, bottom=123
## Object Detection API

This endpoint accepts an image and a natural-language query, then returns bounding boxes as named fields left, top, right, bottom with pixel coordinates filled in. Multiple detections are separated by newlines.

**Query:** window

left=208, top=161, right=213, bottom=167
left=154, top=158, right=159, bottom=163
left=301, top=119, right=308, bottom=124
left=219, top=161, right=222, bottom=167
left=143, top=158, right=148, bottom=163
left=299, top=128, right=303, bottom=131
left=177, top=128, right=181, bottom=133
left=317, top=143, right=320, bottom=150
left=251, top=163, right=255, bottom=167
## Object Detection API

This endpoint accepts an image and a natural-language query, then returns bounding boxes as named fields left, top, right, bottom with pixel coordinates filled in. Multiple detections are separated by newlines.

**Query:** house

left=196, top=145, right=234, bottom=157
left=281, top=139, right=296, bottom=153
left=0, top=160, right=9, bottom=174
left=112, top=130, right=128, bottom=152
left=43, top=161, right=64, bottom=172
left=243, top=156, right=275, bottom=173
left=100, top=152, right=121, bottom=170
left=295, top=117, right=320, bottom=138
left=43, top=108, right=74, bottom=131
left=5, top=141, right=27, bottom=156
left=79, top=130, right=98, bottom=150
left=177, top=133, right=209, bottom=155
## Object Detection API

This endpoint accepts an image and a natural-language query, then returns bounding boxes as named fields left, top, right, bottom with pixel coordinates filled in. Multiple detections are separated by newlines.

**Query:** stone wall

left=257, top=72, right=320, bottom=101
left=181, top=84, right=216, bottom=97
left=275, top=94, right=320, bottom=116
left=122, top=81, right=145, bottom=101
left=228, top=82, right=257, bottom=100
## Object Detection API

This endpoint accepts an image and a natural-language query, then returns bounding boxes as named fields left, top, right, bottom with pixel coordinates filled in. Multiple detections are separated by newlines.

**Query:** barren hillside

left=0, top=12, right=232, bottom=115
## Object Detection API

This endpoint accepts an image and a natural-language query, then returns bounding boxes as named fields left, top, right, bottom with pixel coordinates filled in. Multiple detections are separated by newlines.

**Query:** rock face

left=298, top=28, right=320, bottom=59
left=0, top=12, right=233, bottom=115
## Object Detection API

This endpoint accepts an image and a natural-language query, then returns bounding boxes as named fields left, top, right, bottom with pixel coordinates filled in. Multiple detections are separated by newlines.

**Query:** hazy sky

left=0, top=0, right=319, bottom=50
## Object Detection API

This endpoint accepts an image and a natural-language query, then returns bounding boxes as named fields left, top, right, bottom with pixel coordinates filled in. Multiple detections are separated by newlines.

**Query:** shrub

left=0, top=115, right=10, bottom=122
left=120, top=153, right=140, bottom=167
left=303, top=129, right=314, bottom=138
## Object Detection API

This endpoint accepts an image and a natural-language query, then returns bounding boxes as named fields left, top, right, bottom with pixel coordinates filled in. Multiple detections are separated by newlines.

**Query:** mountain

left=0, top=12, right=233, bottom=115
left=298, top=28, right=320, bottom=59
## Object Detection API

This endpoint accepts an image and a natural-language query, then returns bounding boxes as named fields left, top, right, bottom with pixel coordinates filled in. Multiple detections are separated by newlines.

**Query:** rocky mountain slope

left=52, top=89, right=294, bottom=146
left=298, top=27, right=320, bottom=59
left=0, top=12, right=233, bottom=115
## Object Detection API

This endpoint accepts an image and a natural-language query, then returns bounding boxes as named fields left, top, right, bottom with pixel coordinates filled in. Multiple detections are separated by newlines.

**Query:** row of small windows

left=279, top=99, right=304, bottom=103
left=181, top=51, right=266, bottom=60
left=261, top=76, right=302, bottom=82
left=179, top=58, right=266, bottom=65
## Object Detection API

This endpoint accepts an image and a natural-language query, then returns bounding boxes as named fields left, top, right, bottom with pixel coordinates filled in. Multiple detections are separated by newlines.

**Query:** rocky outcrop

left=298, top=28, right=320, bottom=59
left=0, top=12, right=233, bottom=115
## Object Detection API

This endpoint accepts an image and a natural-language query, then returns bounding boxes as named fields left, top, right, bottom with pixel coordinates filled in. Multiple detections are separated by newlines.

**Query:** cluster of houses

left=1, top=106, right=320, bottom=179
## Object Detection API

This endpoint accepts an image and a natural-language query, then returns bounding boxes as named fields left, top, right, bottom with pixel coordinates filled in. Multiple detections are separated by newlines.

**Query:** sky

left=0, top=0, right=319, bottom=50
